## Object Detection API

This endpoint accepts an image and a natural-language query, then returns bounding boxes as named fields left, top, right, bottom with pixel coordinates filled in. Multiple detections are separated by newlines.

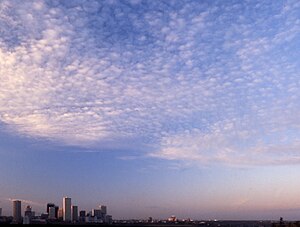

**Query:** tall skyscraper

left=72, top=205, right=78, bottom=222
left=63, top=197, right=71, bottom=221
left=13, top=200, right=22, bottom=224
left=0, top=207, right=2, bottom=216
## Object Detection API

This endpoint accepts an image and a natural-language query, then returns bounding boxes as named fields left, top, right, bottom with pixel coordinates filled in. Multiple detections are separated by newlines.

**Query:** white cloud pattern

left=0, top=0, right=300, bottom=165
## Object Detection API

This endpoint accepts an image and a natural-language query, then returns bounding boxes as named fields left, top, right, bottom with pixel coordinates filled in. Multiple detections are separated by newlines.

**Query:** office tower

left=47, top=203, right=57, bottom=219
left=92, top=205, right=107, bottom=222
left=63, top=197, right=71, bottom=221
left=92, top=209, right=100, bottom=218
left=79, top=210, right=86, bottom=222
left=25, top=205, right=32, bottom=212
left=72, top=205, right=78, bottom=222
left=99, top=205, right=107, bottom=215
left=24, top=205, right=35, bottom=219
left=58, top=208, right=63, bottom=219
left=55, top=206, right=59, bottom=218
left=47, top=203, right=55, bottom=214
left=13, top=200, right=22, bottom=224
left=24, top=205, right=32, bottom=217
left=100, top=205, right=108, bottom=223
left=49, top=206, right=56, bottom=219
left=0, top=208, right=2, bottom=216
left=79, top=210, right=86, bottom=217
left=24, top=206, right=33, bottom=225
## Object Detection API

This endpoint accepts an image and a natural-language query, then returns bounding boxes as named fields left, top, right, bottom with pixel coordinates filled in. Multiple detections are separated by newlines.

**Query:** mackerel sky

left=1, top=0, right=300, bottom=220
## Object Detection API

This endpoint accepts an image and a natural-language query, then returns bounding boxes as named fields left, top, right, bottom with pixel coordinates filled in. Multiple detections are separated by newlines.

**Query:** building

left=47, top=203, right=58, bottom=219
left=105, top=215, right=113, bottom=224
left=167, top=215, right=177, bottom=222
left=30, top=218, right=47, bottom=225
left=92, top=205, right=107, bottom=217
left=55, top=206, right=59, bottom=218
left=99, top=205, right=107, bottom=215
left=79, top=210, right=86, bottom=217
left=72, top=205, right=78, bottom=222
left=24, top=206, right=32, bottom=217
left=92, top=209, right=102, bottom=218
left=24, top=205, right=34, bottom=218
left=13, top=200, right=22, bottom=224
left=91, top=205, right=108, bottom=223
left=0, top=208, right=2, bottom=216
left=40, top=213, right=48, bottom=219
left=148, top=217, right=153, bottom=223
left=63, top=197, right=71, bottom=221
left=23, top=205, right=34, bottom=224
left=23, top=215, right=30, bottom=225
left=48, top=206, right=56, bottom=219
left=79, top=210, right=86, bottom=222
left=46, top=203, right=55, bottom=214
left=58, top=208, right=63, bottom=220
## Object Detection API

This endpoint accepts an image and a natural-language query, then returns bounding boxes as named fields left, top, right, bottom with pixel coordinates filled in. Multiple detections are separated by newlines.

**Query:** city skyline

left=1, top=0, right=300, bottom=220
left=0, top=196, right=111, bottom=224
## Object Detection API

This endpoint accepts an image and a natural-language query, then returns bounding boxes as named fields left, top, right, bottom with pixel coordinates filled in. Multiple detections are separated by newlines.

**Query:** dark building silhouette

left=46, top=203, right=55, bottom=214
left=79, top=210, right=86, bottom=222
left=13, top=200, right=22, bottom=224
left=47, top=203, right=59, bottom=218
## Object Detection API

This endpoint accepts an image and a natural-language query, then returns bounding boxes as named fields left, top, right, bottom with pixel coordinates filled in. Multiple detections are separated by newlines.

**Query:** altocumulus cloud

left=0, top=0, right=300, bottom=166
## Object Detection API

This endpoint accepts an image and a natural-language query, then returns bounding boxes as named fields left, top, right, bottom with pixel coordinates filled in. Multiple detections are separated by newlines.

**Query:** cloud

left=0, top=0, right=300, bottom=166
left=150, top=124, right=300, bottom=167
left=6, top=198, right=45, bottom=207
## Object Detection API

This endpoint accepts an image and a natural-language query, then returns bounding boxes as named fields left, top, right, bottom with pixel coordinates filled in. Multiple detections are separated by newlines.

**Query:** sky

left=0, top=0, right=300, bottom=220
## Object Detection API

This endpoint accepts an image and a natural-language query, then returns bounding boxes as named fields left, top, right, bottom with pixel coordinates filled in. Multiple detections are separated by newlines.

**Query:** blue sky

left=1, top=0, right=300, bottom=220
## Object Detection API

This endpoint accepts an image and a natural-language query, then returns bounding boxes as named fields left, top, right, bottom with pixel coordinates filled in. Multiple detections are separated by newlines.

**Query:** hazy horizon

left=1, top=0, right=300, bottom=220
